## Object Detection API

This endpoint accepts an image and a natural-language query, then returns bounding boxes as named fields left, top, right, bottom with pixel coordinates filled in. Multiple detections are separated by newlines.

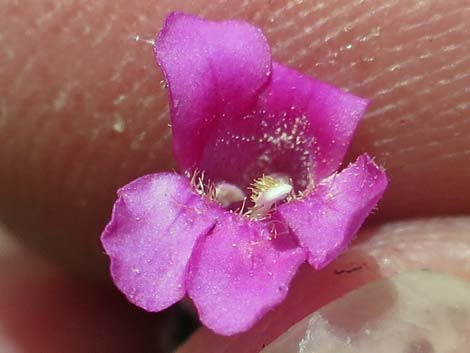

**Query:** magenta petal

left=276, top=154, right=388, bottom=269
left=156, top=13, right=368, bottom=188
left=195, top=63, right=368, bottom=190
left=198, top=63, right=367, bottom=189
left=155, top=12, right=272, bottom=172
left=186, top=213, right=306, bottom=335
left=257, top=63, right=369, bottom=184
left=101, top=173, right=217, bottom=311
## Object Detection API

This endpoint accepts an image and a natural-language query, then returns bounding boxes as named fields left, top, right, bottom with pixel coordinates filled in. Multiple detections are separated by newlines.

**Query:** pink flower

left=101, top=13, right=388, bottom=335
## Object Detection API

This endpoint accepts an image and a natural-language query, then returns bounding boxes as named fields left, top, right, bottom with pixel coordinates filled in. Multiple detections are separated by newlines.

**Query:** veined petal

left=156, top=12, right=272, bottom=172
left=255, top=63, right=369, bottom=186
left=197, top=63, right=368, bottom=190
left=101, top=173, right=217, bottom=311
left=187, top=213, right=306, bottom=335
left=156, top=13, right=368, bottom=189
left=276, top=154, right=388, bottom=269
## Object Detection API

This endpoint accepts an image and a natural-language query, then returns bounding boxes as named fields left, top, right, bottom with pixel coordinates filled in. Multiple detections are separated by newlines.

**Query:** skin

left=0, top=0, right=469, bottom=351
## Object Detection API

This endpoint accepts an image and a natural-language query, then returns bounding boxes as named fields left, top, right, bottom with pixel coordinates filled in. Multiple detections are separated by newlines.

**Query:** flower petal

left=255, top=63, right=369, bottom=186
left=186, top=213, right=306, bottom=335
left=156, top=13, right=368, bottom=189
left=155, top=12, right=272, bottom=172
left=195, top=63, right=368, bottom=190
left=101, top=173, right=217, bottom=311
left=276, top=154, right=388, bottom=269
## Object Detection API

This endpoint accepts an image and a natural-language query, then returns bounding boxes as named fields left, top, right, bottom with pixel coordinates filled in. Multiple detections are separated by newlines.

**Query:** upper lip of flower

left=155, top=12, right=371, bottom=192
left=101, top=12, right=388, bottom=336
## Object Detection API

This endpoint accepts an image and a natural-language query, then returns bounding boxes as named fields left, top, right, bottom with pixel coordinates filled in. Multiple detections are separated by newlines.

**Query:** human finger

left=0, top=0, right=468, bottom=275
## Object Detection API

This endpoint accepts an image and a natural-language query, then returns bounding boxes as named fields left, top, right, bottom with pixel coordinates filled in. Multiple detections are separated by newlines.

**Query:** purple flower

left=101, top=13, right=388, bottom=335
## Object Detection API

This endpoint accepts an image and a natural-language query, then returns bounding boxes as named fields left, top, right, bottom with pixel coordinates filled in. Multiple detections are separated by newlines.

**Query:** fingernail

left=262, top=271, right=470, bottom=353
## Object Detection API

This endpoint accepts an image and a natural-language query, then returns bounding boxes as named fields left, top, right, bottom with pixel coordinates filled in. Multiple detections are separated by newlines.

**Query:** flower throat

left=190, top=171, right=293, bottom=220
